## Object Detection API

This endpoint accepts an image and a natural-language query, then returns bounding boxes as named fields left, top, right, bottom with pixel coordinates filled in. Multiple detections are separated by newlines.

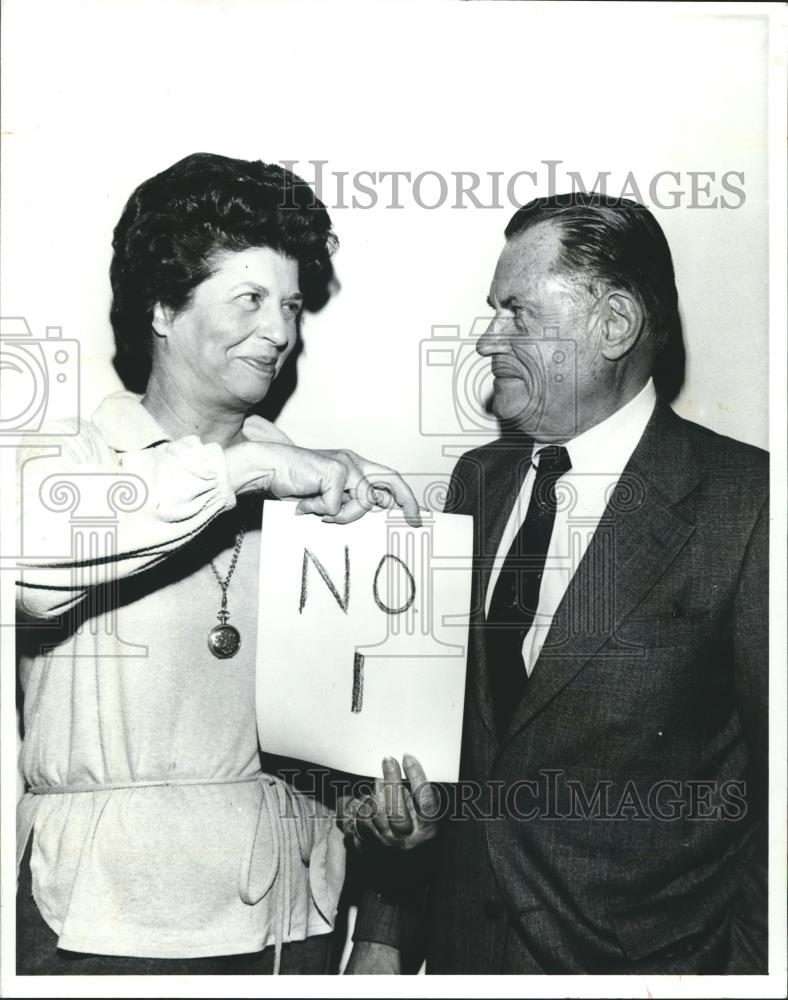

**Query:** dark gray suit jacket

left=355, top=401, right=768, bottom=974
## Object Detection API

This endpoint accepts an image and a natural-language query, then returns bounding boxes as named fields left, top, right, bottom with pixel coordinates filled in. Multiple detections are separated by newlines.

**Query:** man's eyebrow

left=488, top=294, right=537, bottom=312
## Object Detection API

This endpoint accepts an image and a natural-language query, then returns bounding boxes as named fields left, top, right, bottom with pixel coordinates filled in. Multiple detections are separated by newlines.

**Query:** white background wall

left=2, top=0, right=771, bottom=491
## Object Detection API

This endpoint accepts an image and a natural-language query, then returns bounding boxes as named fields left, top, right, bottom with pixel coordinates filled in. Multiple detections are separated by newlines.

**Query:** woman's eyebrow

left=228, top=281, right=302, bottom=301
left=229, top=281, right=267, bottom=293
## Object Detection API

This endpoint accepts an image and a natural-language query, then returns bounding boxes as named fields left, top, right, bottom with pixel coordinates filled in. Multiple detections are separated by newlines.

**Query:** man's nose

left=476, top=314, right=511, bottom=357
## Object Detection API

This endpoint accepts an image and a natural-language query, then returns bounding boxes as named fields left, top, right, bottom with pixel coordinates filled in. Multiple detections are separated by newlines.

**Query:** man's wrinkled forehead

left=490, top=220, right=569, bottom=303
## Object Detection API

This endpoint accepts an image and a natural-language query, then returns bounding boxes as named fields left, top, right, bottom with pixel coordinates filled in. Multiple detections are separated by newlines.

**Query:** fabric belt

left=18, top=772, right=321, bottom=975
left=27, top=775, right=260, bottom=795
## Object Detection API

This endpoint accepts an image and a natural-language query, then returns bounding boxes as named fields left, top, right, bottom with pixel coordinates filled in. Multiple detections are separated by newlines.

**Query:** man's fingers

left=402, top=753, right=428, bottom=787
left=355, top=793, right=377, bottom=822
left=338, top=756, right=436, bottom=850
left=353, top=793, right=384, bottom=844
left=336, top=794, right=353, bottom=824
left=382, top=757, right=414, bottom=836
left=340, top=765, right=438, bottom=851
left=370, top=780, right=394, bottom=840
left=403, top=753, right=437, bottom=818
left=382, top=756, right=403, bottom=783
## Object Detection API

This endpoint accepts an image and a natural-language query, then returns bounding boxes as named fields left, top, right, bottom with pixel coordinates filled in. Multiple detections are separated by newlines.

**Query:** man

left=345, top=194, right=768, bottom=974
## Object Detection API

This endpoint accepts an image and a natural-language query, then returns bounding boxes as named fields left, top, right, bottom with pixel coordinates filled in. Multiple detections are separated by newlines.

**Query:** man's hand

left=338, top=755, right=440, bottom=851
left=344, top=941, right=401, bottom=974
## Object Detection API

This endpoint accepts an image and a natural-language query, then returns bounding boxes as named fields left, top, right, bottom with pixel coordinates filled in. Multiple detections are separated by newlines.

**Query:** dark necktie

left=486, top=445, right=572, bottom=735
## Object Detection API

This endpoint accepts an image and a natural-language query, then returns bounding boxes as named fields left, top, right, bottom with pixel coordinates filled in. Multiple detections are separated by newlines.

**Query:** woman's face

left=153, top=246, right=302, bottom=411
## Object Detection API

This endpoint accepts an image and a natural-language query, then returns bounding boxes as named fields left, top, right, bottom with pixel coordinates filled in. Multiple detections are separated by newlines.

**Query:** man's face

left=477, top=221, right=607, bottom=440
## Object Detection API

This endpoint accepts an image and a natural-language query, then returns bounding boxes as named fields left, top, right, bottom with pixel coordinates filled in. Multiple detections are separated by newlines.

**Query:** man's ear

left=600, top=291, right=644, bottom=360
left=151, top=302, right=173, bottom=339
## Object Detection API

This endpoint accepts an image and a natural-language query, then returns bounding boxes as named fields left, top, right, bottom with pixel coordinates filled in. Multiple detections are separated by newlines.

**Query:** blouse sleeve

left=15, top=420, right=237, bottom=618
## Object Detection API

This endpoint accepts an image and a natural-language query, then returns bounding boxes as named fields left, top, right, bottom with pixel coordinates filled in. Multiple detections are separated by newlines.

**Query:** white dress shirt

left=485, top=379, right=657, bottom=676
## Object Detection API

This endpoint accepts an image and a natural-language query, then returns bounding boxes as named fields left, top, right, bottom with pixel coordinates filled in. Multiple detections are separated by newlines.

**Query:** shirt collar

left=534, top=378, right=657, bottom=476
left=91, top=391, right=172, bottom=452
left=90, top=390, right=294, bottom=452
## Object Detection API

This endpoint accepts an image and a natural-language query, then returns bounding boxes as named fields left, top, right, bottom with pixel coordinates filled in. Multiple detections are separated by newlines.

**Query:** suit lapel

left=498, top=401, right=702, bottom=749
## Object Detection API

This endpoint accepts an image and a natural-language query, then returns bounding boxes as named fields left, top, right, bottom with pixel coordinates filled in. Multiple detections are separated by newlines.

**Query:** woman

left=15, top=152, right=419, bottom=975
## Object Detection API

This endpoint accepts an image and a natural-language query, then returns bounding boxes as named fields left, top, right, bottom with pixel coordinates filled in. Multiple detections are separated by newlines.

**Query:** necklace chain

left=209, top=528, right=245, bottom=610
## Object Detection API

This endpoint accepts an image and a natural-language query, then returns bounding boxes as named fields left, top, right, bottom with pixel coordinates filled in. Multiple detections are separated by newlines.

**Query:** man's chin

left=492, top=392, right=544, bottom=434
left=494, top=406, right=570, bottom=441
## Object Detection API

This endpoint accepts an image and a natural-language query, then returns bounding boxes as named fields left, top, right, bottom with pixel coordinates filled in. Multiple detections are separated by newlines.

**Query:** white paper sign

left=256, top=502, right=473, bottom=781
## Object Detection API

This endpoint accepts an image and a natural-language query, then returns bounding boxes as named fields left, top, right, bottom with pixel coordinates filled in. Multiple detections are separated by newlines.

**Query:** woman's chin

left=238, top=387, right=271, bottom=410
left=226, top=373, right=275, bottom=409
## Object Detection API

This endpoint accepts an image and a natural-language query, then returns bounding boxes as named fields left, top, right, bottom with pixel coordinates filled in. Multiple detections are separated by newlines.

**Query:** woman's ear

left=600, top=290, right=644, bottom=360
left=151, top=302, right=173, bottom=339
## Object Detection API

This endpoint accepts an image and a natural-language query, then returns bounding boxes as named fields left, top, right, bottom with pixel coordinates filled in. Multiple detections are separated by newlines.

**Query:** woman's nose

left=257, top=303, right=291, bottom=349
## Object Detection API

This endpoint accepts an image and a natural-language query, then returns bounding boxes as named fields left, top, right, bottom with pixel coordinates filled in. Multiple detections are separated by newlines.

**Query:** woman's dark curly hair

left=110, top=152, right=337, bottom=391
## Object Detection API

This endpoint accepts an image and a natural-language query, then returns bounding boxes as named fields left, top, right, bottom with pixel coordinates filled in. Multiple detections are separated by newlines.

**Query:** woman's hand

left=338, top=755, right=440, bottom=852
left=226, top=441, right=347, bottom=516
left=226, top=442, right=421, bottom=525
left=303, top=449, right=421, bottom=527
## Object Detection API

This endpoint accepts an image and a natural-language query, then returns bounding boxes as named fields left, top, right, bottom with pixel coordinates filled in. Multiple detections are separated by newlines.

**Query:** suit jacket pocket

left=615, top=611, right=714, bottom=649
left=608, top=887, right=730, bottom=962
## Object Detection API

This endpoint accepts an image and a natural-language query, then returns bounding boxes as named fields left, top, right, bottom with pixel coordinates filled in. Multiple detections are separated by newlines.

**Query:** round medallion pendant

left=208, top=624, right=241, bottom=659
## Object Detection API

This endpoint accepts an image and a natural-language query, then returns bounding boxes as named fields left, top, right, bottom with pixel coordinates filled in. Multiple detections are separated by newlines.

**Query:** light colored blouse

left=15, top=391, right=346, bottom=965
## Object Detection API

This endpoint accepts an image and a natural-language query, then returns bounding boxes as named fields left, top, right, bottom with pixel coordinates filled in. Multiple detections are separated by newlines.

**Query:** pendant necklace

left=207, top=527, right=245, bottom=659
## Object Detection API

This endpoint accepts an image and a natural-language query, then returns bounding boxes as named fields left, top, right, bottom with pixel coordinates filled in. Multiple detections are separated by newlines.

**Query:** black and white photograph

left=1, top=1, right=785, bottom=996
